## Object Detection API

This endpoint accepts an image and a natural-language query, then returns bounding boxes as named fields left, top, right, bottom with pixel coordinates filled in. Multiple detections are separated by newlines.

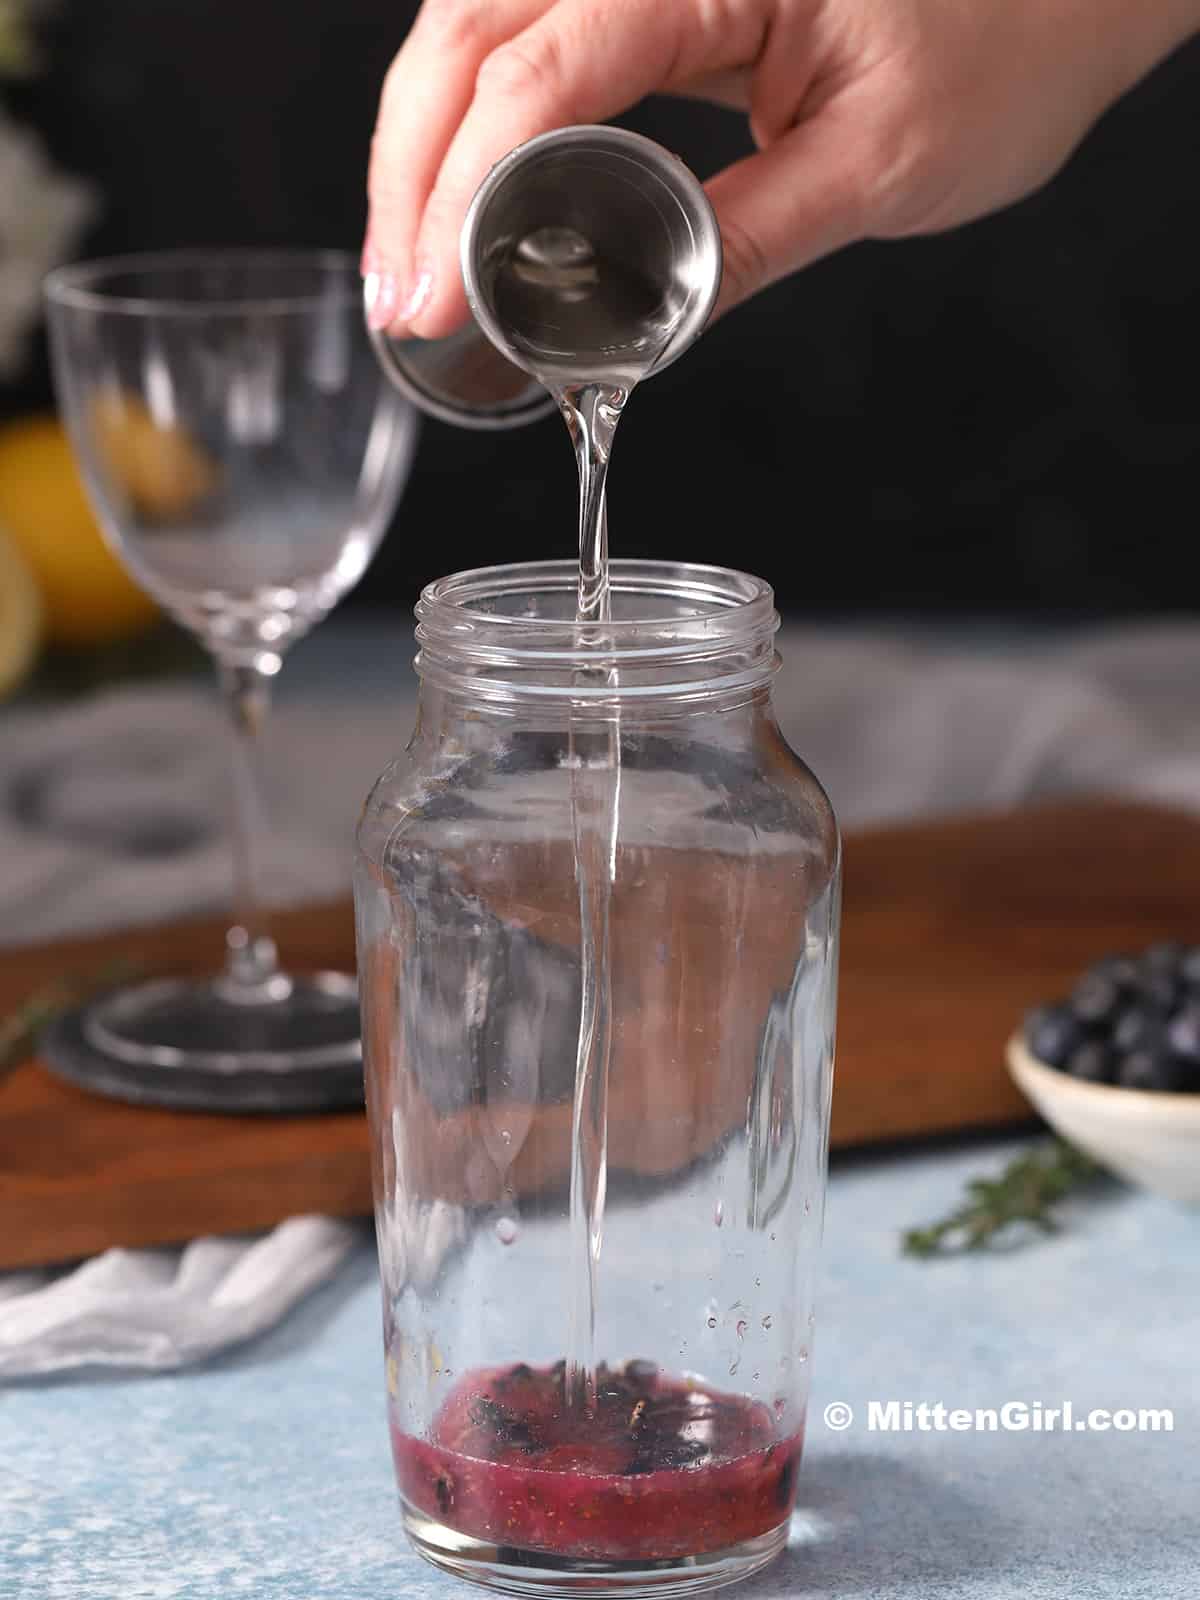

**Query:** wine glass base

left=38, top=974, right=365, bottom=1114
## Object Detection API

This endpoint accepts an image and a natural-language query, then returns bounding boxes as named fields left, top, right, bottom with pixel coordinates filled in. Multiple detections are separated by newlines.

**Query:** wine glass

left=44, top=249, right=418, bottom=1085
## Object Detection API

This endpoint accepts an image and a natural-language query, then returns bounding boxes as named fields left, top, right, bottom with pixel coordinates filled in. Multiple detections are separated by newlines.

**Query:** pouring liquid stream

left=491, top=224, right=676, bottom=1414
left=560, top=381, right=624, bottom=1417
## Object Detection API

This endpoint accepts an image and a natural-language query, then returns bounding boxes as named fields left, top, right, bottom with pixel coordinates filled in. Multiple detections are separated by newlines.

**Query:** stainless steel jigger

left=367, top=127, right=722, bottom=427
left=461, top=125, right=722, bottom=393
left=366, top=305, right=554, bottom=430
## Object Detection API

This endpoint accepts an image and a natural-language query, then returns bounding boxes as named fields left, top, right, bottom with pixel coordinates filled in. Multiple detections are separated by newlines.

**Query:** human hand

left=363, top=0, right=1200, bottom=338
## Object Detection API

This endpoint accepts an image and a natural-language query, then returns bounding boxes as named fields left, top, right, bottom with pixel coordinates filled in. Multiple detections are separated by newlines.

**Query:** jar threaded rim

left=414, top=560, right=780, bottom=705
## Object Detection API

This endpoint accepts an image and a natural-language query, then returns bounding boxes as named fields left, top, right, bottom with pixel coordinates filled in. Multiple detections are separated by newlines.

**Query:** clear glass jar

left=355, top=560, right=839, bottom=1597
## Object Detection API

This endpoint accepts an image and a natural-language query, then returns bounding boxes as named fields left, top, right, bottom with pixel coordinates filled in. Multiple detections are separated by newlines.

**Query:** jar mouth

left=415, top=560, right=779, bottom=704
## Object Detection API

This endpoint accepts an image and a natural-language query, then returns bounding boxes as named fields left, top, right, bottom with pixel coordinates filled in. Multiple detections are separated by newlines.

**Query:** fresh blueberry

left=1134, top=968, right=1180, bottom=1015
left=1180, top=946, right=1200, bottom=987
left=1087, top=955, right=1139, bottom=991
left=1142, top=941, right=1186, bottom=975
left=1069, top=974, right=1122, bottom=1027
left=1025, top=1004, right=1084, bottom=1069
left=1065, top=1041, right=1114, bottom=1084
left=1118, top=1050, right=1192, bottom=1093
left=1166, top=1005, right=1200, bottom=1061
left=1112, top=1006, right=1163, bottom=1056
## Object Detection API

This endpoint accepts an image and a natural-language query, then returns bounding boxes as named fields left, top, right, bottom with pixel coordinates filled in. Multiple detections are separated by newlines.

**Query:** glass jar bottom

left=391, top=1360, right=801, bottom=1594
left=401, top=1503, right=791, bottom=1598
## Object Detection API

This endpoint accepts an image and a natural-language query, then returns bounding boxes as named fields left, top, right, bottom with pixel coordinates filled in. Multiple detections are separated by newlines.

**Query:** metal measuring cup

left=368, top=126, right=722, bottom=427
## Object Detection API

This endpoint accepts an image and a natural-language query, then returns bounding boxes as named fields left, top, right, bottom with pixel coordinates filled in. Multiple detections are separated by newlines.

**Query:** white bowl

left=1007, top=1034, right=1200, bottom=1205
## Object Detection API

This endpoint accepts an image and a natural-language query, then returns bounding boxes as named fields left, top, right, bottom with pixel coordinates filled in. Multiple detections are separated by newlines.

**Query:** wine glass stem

left=218, top=659, right=282, bottom=994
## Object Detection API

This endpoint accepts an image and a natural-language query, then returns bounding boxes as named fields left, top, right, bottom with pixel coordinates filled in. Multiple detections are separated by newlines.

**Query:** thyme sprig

left=903, top=1139, right=1099, bottom=1258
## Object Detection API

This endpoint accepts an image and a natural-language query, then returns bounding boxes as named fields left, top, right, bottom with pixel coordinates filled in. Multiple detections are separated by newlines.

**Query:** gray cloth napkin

left=3, top=617, right=1199, bottom=1375
left=0, top=1218, right=360, bottom=1378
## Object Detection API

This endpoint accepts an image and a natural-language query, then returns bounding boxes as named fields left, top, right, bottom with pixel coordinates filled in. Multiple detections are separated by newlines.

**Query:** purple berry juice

left=391, top=1359, right=803, bottom=1562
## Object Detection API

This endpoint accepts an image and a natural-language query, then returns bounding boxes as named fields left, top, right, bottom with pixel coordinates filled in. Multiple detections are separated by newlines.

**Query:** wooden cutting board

left=3, top=799, right=1199, bottom=1270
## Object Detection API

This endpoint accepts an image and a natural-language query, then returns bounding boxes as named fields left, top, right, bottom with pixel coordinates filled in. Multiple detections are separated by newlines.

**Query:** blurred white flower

left=0, top=107, right=95, bottom=378
left=0, top=3, right=97, bottom=380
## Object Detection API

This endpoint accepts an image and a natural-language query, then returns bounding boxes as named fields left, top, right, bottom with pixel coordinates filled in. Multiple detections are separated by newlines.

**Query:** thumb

left=706, top=112, right=870, bottom=318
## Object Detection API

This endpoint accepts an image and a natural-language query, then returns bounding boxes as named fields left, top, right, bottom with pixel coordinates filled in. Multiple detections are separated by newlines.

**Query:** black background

left=12, top=1, right=1200, bottom=616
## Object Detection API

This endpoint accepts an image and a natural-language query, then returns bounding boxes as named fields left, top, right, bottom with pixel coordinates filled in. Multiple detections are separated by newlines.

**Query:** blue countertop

left=2, top=1136, right=1195, bottom=1599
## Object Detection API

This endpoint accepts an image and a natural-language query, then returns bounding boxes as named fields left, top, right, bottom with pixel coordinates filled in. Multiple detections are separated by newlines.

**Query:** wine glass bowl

left=46, top=251, right=413, bottom=668
left=43, top=250, right=418, bottom=1094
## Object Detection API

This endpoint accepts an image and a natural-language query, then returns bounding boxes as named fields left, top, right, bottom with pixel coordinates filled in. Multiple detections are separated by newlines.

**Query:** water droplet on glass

left=736, top=1320, right=747, bottom=1340
left=808, top=1312, right=816, bottom=1328
left=707, top=1316, right=718, bottom=1330
left=774, top=1397, right=787, bottom=1420
left=495, top=1216, right=519, bottom=1245
left=729, top=1360, right=740, bottom=1376
left=797, top=1346, right=809, bottom=1364
left=762, top=1315, right=773, bottom=1330
left=770, top=1233, right=777, bottom=1242
left=804, top=1198, right=811, bottom=1215
left=754, top=1277, right=761, bottom=1288
left=713, top=1199, right=724, bottom=1228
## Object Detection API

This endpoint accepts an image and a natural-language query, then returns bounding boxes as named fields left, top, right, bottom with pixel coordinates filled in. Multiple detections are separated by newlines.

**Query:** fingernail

left=399, top=264, right=434, bottom=325
left=364, top=269, right=399, bottom=331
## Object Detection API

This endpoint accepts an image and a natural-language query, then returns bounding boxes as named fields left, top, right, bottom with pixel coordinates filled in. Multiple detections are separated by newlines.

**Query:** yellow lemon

left=0, top=416, right=160, bottom=647
left=90, top=392, right=217, bottom=523
left=0, top=525, right=42, bottom=696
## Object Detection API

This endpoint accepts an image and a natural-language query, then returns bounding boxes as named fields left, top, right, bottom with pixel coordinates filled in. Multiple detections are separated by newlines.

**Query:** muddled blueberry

left=625, top=1359, right=658, bottom=1384
left=625, top=1431, right=710, bottom=1475
left=1166, top=1005, right=1200, bottom=1061
left=1069, top=974, right=1122, bottom=1026
left=468, top=1395, right=543, bottom=1453
left=1118, top=1050, right=1191, bottom=1093
left=1025, top=1004, right=1085, bottom=1068
left=1065, top=1041, right=1114, bottom=1084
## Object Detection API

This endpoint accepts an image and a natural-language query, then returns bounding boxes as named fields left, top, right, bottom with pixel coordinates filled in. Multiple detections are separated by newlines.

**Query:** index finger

left=407, top=0, right=762, bottom=338
left=366, top=0, right=552, bottom=330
